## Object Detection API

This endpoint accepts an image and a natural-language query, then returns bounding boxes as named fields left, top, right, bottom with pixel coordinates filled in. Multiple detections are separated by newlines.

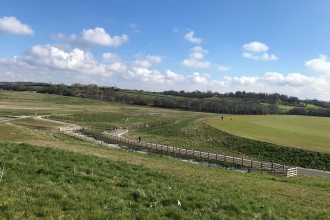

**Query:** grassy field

left=1, top=91, right=330, bottom=218
left=1, top=140, right=330, bottom=219
left=204, top=115, right=330, bottom=154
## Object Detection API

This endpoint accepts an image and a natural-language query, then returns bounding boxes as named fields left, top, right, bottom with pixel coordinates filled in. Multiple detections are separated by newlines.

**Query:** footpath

left=29, top=116, right=330, bottom=179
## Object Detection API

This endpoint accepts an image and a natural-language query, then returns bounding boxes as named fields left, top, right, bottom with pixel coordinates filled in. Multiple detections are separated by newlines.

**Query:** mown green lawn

left=204, top=115, right=330, bottom=154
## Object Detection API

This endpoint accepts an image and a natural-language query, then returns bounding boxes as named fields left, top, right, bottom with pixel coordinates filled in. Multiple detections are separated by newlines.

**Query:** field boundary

left=29, top=125, right=298, bottom=177
left=99, top=131, right=297, bottom=178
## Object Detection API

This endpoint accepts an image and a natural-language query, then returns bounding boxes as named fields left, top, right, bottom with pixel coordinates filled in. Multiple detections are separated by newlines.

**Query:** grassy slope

left=1, top=141, right=330, bottom=219
left=1, top=92, right=330, bottom=218
left=203, top=115, right=330, bottom=154
left=123, top=119, right=330, bottom=170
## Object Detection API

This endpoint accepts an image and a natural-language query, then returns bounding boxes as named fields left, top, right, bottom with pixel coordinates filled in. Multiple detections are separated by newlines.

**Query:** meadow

left=203, top=115, right=330, bottom=154
left=1, top=91, right=330, bottom=218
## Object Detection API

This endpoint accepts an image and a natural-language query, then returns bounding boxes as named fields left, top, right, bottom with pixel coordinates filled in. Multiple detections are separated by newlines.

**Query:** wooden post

left=233, top=156, right=235, bottom=164
left=251, top=160, right=253, bottom=168
left=242, top=157, right=244, bottom=166
left=261, top=162, right=263, bottom=174
left=216, top=154, right=218, bottom=161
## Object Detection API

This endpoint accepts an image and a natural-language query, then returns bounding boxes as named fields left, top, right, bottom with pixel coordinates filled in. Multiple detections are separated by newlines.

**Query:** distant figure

left=231, top=118, right=232, bottom=120
left=221, top=116, right=223, bottom=120
left=138, top=136, right=141, bottom=142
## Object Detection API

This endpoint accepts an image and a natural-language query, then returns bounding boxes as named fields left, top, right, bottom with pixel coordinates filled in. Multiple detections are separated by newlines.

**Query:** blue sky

left=1, top=0, right=330, bottom=100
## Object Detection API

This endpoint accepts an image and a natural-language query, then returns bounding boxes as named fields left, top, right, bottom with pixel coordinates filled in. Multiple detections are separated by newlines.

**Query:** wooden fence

left=32, top=125, right=297, bottom=177
left=101, top=133, right=297, bottom=178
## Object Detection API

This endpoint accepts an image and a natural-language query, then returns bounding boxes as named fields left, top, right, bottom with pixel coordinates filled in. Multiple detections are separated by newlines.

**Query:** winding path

left=29, top=115, right=330, bottom=178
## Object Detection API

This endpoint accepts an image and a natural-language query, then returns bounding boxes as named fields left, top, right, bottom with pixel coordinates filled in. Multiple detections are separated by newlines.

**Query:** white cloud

left=130, top=23, right=140, bottom=33
left=305, top=54, right=330, bottom=73
left=2, top=44, right=330, bottom=100
left=188, top=72, right=208, bottom=84
left=218, top=65, right=229, bottom=71
left=182, top=46, right=211, bottom=68
left=242, top=52, right=278, bottom=61
left=173, top=27, right=179, bottom=33
left=182, top=46, right=228, bottom=70
left=182, top=59, right=212, bottom=68
left=184, top=31, right=201, bottom=44
left=102, top=53, right=122, bottom=62
left=242, top=41, right=268, bottom=53
left=52, top=28, right=129, bottom=48
left=164, top=69, right=185, bottom=83
left=242, top=41, right=277, bottom=61
left=214, top=72, right=330, bottom=100
left=131, top=55, right=162, bottom=69
left=81, top=28, right=129, bottom=46
left=0, top=45, right=114, bottom=80
left=146, top=55, right=162, bottom=64
left=0, top=16, right=34, bottom=35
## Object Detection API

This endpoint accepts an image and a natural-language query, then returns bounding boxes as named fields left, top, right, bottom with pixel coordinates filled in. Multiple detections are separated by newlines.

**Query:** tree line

left=1, top=82, right=330, bottom=117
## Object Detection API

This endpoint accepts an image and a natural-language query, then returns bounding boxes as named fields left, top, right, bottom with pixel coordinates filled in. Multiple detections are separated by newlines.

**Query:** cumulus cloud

left=132, top=55, right=162, bottom=68
left=2, top=43, right=330, bottom=100
left=242, top=41, right=277, bottom=61
left=218, top=65, right=230, bottom=71
left=0, top=16, right=34, bottom=35
left=242, top=52, right=278, bottom=61
left=305, top=54, right=330, bottom=73
left=188, top=72, right=208, bottom=84
left=242, top=41, right=268, bottom=53
left=102, top=53, right=122, bottom=62
left=164, top=69, right=185, bottom=83
left=182, top=46, right=211, bottom=68
left=0, top=44, right=115, bottom=81
left=215, top=72, right=330, bottom=100
left=184, top=31, right=201, bottom=44
left=81, top=28, right=128, bottom=46
left=51, top=28, right=129, bottom=48
left=181, top=46, right=229, bottom=70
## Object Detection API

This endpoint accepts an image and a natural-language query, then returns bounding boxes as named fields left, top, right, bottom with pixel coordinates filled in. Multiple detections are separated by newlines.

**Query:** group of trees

left=163, top=90, right=303, bottom=106
left=1, top=82, right=329, bottom=117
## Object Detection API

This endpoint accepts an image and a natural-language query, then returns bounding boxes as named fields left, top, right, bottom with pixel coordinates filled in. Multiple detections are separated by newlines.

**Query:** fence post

left=261, top=162, right=263, bottom=174
left=233, top=156, right=235, bottom=164
left=242, top=157, right=243, bottom=166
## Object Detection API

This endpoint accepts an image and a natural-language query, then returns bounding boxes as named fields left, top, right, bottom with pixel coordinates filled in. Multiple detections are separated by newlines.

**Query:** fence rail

left=32, top=125, right=297, bottom=178
left=101, top=132, right=297, bottom=178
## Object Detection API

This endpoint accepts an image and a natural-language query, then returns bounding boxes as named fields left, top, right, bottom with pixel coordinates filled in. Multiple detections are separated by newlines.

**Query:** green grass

left=10, top=117, right=63, bottom=128
left=1, top=142, right=330, bottom=219
left=204, top=115, right=330, bottom=154
left=122, top=118, right=330, bottom=170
